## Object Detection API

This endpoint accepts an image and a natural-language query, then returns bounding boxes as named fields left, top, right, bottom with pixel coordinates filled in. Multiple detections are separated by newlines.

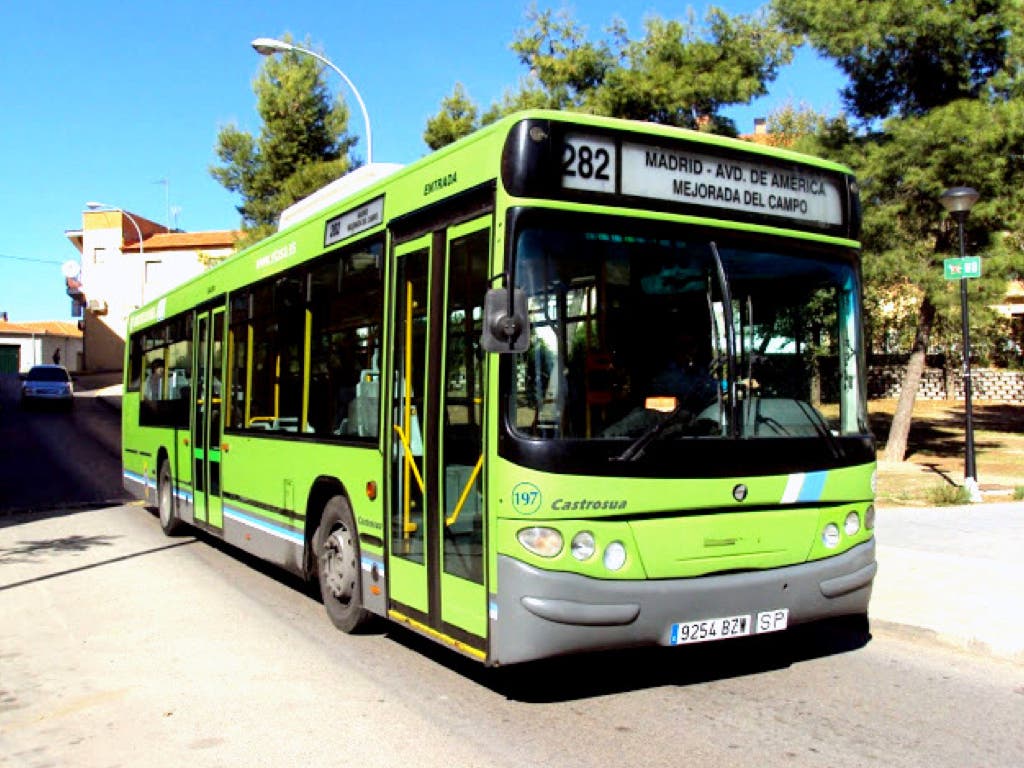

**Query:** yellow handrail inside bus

left=273, top=354, right=280, bottom=418
left=401, top=280, right=418, bottom=537
left=393, top=424, right=426, bottom=495
left=244, top=324, right=253, bottom=427
left=301, top=308, right=311, bottom=432
left=225, top=330, right=234, bottom=427
left=446, top=454, right=483, bottom=527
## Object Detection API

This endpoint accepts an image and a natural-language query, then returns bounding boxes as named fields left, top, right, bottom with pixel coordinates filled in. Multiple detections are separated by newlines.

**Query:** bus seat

left=340, top=368, right=380, bottom=437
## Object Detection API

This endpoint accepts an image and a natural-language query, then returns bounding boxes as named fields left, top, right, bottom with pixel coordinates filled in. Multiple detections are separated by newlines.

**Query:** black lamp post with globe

left=939, top=186, right=981, bottom=503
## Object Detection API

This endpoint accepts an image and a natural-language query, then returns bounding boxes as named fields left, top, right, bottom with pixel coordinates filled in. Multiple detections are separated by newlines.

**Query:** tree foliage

left=423, top=5, right=795, bottom=147
left=594, top=11, right=795, bottom=132
left=772, top=0, right=1024, bottom=460
left=762, top=102, right=829, bottom=148
left=773, top=0, right=1023, bottom=122
left=423, top=83, right=480, bottom=151
left=211, top=36, right=358, bottom=244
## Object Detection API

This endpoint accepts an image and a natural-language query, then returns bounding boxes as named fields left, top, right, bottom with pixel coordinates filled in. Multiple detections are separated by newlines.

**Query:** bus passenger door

left=387, top=236, right=431, bottom=617
left=192, top=308, right=225, bottom=530
left=386, top=219, right=490, bottom=658
left=437, top=220, right=489, bottom=643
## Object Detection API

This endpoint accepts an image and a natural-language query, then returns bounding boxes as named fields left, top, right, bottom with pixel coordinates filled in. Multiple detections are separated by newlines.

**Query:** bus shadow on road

left=168, top=519, right=872, bottom=700
left=385, top=615, right=871, bottom=703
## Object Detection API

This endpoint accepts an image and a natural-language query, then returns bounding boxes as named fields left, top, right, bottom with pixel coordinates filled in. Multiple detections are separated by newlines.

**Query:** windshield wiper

left=611, top=402, right=693, bottom=463
left=794, top=399, right=845, bottom=459
left=709, top=241, right=737, bottom=438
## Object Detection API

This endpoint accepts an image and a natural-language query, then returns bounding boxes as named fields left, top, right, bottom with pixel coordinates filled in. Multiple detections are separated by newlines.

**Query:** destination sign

left=561, top=133, right=844, bottom=227
left=324, top=196, right=384, bottom=248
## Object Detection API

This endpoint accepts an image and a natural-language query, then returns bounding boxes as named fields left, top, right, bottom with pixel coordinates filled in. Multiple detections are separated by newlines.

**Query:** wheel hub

left=322, top=527, right=356, bottom=601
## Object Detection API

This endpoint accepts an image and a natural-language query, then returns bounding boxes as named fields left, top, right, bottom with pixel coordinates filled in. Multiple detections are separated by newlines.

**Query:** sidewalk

left=73, top=370, right=123, bottom=410
left=871, top=500, right=1024, bottom=664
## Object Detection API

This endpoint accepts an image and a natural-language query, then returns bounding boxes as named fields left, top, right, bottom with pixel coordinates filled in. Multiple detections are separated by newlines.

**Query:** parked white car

left=21, top=365, right=74, bottom=409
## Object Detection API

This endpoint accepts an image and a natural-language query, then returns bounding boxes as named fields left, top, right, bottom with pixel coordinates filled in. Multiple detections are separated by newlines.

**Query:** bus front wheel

left=157, top=461, right=180, bottom=535
left=315, top=496, right=371, bottom=633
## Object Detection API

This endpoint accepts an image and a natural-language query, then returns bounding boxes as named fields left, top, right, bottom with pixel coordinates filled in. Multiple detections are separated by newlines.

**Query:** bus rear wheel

left=157, top=460, right=180, bottom=535
left=315, top=496, right=370, bottom=633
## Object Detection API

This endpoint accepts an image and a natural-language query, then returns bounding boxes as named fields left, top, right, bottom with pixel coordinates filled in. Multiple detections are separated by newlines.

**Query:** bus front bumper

left=490, top=538, right=875, bottom=665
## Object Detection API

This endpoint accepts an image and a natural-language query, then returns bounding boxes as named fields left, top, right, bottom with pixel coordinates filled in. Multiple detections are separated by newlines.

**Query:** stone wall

left=868, top=365, right=1024, bottom=402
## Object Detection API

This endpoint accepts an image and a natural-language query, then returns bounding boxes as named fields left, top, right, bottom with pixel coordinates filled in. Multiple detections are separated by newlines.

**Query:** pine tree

left=772, top=0, right=1024, bottom=462
left=211, top=36, right=358, bottom=244
left=422, top=6, right=795, bottom=146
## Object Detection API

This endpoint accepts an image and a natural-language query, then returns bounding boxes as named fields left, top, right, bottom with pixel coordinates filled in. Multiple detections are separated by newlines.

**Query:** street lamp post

left=251, top=37, right=373, bottom=165
left=939, top=186, right=982, bottom=503
left=86, top=201, right=147, bottom=307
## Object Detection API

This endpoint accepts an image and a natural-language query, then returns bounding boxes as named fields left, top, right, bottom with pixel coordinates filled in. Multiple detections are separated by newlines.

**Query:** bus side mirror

left=481, top=288, right=529, bottom=353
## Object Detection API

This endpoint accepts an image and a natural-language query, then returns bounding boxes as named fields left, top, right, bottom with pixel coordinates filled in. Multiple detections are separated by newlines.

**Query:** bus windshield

left=510, top=216, right=869, bottom=446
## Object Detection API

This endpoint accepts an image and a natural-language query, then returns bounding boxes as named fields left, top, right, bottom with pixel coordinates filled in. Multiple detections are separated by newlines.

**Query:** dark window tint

left=27, top=367, right=70, bottom=382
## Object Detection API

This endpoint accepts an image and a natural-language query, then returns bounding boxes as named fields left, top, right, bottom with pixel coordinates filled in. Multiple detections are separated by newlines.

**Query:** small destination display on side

left=561, top=132, right=844, bottom=228
left=324, top=196, right=384, bottom=247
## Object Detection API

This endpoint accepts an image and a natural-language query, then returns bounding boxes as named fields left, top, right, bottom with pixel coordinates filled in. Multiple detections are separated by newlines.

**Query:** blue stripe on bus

left=124, top=470, right=194, bottom=503
left=222, top=505, right=304, bottom=546
left=797, top=471, right=828, bottom=502
left=123, top=469, right=153, bottom=490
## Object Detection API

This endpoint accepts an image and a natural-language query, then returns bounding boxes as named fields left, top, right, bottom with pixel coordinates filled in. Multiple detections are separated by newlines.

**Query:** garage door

left=0, top=345, right=19, bottom=374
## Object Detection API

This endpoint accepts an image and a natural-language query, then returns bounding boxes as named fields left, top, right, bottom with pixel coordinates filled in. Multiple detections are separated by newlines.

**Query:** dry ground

left=870, top=399, right=1024, bottom=506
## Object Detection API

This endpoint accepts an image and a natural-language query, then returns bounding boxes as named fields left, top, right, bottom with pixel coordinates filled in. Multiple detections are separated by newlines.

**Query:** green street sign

left=943, top=256, right=982, bottom=280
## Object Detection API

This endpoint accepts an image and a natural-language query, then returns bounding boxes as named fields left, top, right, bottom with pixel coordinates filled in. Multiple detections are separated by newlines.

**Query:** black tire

left=314, top=496, right=371, bottom=633
left=157, top=460, right=180, bottom=535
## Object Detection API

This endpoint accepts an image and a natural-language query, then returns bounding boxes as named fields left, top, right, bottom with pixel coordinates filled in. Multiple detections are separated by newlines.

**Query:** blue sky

left=0, top=0, right=845, bottom=322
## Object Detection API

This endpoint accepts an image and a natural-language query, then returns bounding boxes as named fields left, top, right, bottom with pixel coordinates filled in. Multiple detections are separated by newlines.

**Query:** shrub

left=926, top=483, right=972, bottom=506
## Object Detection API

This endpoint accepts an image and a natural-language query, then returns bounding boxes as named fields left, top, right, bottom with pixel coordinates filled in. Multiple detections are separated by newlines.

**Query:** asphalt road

left=0, top=375, right=128, bottom=514
left=2, top=374, right=1023, bottom=766
left=2, top=503, right=1023, bottom=768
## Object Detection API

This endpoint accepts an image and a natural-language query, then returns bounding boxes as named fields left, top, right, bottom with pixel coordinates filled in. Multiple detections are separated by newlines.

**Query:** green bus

left=123, top=110, right=876, bottom=665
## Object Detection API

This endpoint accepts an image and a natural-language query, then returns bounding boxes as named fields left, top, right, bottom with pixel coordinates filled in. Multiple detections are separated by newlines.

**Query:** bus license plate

left=670, top=610, right=789, bottom=646
left=670, top=615, right=751, bottom=645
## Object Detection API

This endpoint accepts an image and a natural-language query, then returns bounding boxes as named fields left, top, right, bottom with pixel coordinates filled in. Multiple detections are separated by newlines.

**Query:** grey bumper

left=491, top=538, right=876, bottom=665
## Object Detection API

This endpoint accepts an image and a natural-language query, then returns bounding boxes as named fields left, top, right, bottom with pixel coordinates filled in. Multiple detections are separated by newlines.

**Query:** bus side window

left=309, top=240, right=384, bottom=440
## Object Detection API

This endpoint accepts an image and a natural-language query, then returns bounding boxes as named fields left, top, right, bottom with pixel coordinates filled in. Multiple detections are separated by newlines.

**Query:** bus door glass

left=439, top=220, right=489, bottom=639
left=388, top=236, right=430, bottom=615
left=387, top=220, right=490, bottom=652
left=192, top=307, right=225, bottom=530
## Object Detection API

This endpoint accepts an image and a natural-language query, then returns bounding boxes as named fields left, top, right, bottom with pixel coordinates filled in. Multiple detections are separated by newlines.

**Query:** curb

left=871, top=618, right=1024, bottom=666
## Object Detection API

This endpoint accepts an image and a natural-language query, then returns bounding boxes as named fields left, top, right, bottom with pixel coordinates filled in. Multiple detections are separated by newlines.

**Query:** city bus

left=122, top=110, right=876, bottom=666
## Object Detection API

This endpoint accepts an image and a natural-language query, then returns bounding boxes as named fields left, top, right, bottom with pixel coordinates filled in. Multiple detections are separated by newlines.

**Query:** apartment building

left=65, top=209, right=238, bottom=371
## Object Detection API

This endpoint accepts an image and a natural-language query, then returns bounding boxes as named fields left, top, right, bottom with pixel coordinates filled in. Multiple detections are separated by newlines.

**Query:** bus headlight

left=822, top=523, right=841, bottom=549
left=864, top=504, right=876, bottom=530
left=844, top=511, right=861, bottom=536
left=571, top=531, right=596, bottom=561
left=518, top=527, right=563, bottom=558
left=603, top=541, right=627, bottom=571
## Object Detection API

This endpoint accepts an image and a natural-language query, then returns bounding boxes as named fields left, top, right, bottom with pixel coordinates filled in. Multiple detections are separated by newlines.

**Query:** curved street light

left=85, top=201, right=144, bottom=257
left=251, top=37, right=373, bottom=165
left=939, top=186, right=981, bottom=503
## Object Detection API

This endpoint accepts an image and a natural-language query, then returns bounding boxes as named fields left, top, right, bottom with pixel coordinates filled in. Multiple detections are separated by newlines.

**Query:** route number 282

left=560, top=135, right=616, bottom=192
left=562, top=143, right=611, bottom=181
